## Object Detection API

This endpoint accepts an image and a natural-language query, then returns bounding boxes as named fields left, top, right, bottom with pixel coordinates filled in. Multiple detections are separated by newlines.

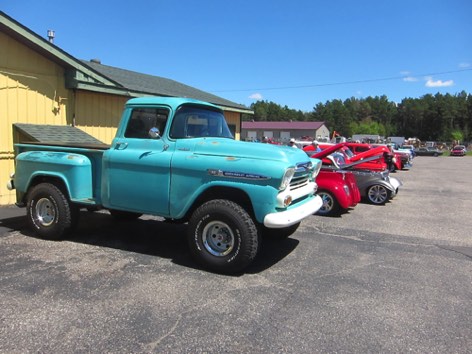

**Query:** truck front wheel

left=27, top=183, right=78, bottom=240
left=187, top=199, right=259, bottom=274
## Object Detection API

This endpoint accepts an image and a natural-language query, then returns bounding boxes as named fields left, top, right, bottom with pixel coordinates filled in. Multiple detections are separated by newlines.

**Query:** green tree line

left=243, top=91, right=472, bottom=142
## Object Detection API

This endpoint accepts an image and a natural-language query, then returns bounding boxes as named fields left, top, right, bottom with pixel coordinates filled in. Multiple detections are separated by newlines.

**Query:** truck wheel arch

left=185, top=186, right=255, bottom=221
left=24, top=175, right=71, bottom=204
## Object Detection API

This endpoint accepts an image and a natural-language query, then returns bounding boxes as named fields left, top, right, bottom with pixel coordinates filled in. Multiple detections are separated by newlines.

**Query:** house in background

left=241, top=121, right=330, bottom=143
left=0, top=11, right=252, bottom=205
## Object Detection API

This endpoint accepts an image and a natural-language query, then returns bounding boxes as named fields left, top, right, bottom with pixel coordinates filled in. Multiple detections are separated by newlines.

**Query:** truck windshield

left=170, top=105, right=234, bottom=139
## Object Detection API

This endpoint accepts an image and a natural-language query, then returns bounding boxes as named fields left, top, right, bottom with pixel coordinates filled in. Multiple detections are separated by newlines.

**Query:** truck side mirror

left=148, top=127, right=160, bottom=139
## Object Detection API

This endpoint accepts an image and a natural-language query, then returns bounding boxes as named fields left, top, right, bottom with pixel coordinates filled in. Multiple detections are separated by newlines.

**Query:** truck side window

left=125, top=108, right=169, bottom=139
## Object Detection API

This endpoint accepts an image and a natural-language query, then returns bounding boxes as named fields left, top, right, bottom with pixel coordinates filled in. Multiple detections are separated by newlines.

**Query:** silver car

left=326, top=153, right=402, bottom=205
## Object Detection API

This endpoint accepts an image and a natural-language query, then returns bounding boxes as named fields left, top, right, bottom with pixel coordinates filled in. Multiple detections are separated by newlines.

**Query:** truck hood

left=177, top=138, right=309, bottom=164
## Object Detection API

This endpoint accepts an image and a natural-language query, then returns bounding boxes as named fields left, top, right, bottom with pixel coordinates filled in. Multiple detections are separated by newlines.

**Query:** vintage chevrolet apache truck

left=7, top=97, right=323, bottom=273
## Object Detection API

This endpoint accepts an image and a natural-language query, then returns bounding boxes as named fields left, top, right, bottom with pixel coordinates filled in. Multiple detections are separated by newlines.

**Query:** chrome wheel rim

left=319, top=192, right=334, bottom=214
left=368, top=185, right=388, bottom=204
left=202, top=221, right=234, bottom=256
left=35, top=198, right=56, bottom=226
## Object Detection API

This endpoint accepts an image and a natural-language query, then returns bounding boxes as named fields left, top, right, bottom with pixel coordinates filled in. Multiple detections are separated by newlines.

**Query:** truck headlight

left=279, top=168, right=295, bottom=190
left=311, top=159, right=322, bottom=179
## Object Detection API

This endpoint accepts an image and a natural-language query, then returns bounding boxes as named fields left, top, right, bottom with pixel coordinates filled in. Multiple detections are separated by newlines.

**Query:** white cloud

left=425, top=77, right=454, bottom=87
left=400, top=70, right=411, bottom=76
left=403, top=76, right=418, bottom=82
left=459, top=62, right=470, bottom=68
left=249, top=93, right=263, bottom=100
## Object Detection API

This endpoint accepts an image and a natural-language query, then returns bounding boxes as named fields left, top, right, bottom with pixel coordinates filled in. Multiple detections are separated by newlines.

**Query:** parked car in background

left=400, top=144, right=416, bottom=158
left=311, top=146, right=401, bottom=205
left=414, top=147, right=444, bottom=157
left=326, top=153, right=401, bottom=205
left=312, top=143, right=390, bottom=172
left=450, top=145, right=467, bottom=156
left=345, top=142, right=372, bottom=155
left=390, top=147, right=413, bottom=170
left=315, top=169, right=360, bottom=216
left=347, top=142, right=400, bottom=172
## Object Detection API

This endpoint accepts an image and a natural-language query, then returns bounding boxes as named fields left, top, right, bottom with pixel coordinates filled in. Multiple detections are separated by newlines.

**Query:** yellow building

left=0, top=11, right=252, bottom=205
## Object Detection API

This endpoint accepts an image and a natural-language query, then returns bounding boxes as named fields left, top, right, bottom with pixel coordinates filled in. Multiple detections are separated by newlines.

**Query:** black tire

left=366, top=184, right=391, bottom=205
left=26, top=183, right=79, bottom=240
left=316, top=190, right=340, bottom=216
left=187, top=199, right=259, bottom=274
left=259, top=222, right=300, bottom=240
left=109, top=209, right=142, bottom=220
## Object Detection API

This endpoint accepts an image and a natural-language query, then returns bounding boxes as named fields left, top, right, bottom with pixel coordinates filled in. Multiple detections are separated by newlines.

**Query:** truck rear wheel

left=187, top=199, right=259, bottom=274
left=27, top=183, right=78, bottom=240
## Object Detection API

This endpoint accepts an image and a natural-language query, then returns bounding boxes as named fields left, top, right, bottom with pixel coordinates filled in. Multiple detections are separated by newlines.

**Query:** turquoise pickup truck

left=7, top=97, right=322, bottom=273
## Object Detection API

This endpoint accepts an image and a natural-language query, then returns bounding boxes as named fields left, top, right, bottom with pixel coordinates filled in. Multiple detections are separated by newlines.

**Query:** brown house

left=241, top=121, right=330, bottom=143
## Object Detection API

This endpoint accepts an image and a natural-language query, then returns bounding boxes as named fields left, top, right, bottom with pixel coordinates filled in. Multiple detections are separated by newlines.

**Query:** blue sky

left=2, top=0, right=471, bottom=112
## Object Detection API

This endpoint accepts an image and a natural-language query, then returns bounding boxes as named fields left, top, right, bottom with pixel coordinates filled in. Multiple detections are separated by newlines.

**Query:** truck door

left=103, top=107, right=172, bottom=215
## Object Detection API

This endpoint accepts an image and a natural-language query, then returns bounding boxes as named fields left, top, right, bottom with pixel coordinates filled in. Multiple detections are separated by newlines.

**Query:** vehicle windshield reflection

left=169, top=105, right=234, bottom=139
left=331, top=153, right=346, bottom=166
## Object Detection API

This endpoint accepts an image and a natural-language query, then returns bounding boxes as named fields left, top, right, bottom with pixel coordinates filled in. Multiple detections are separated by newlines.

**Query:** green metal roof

left=81, top=60, right=251, bottom=113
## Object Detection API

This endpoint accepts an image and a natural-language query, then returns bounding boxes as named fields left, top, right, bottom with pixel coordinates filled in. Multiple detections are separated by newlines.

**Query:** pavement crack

left=436, top=245, right=472, bottom=260
left=144, top=311, right=186, bottom=352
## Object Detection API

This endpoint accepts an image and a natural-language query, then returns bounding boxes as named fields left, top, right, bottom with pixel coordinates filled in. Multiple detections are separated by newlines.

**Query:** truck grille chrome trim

left=290, top=162, right=311, bottom=189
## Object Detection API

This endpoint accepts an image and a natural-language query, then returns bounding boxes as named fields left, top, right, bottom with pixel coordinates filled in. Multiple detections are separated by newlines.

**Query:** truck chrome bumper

left=263, top=195, right=322, bottom=228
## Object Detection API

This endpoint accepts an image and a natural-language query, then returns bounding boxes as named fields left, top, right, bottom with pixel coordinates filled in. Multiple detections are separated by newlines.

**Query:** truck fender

left=170, top=180, right=276, bottom=224
left=15, top=151, right=93, bottom=202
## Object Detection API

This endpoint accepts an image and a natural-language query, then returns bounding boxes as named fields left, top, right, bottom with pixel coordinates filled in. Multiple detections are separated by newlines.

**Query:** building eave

left=1, top=11, right=253, bottom=115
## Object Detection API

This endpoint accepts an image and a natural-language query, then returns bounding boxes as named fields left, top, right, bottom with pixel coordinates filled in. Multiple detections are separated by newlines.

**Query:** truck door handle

left=114, top=142, right=128, bottom=150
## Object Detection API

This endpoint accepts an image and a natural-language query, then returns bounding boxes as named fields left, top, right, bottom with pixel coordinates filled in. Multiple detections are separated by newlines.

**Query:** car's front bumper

left=264, top=194, right=322, bottom=228
left=388, top=177, right=402, bottom=195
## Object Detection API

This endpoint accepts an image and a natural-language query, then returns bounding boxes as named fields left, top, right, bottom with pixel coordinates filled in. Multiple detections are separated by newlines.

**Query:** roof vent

left=90, top=58, right=101, bottom=64
left=47, top=29, right=55, bottom=43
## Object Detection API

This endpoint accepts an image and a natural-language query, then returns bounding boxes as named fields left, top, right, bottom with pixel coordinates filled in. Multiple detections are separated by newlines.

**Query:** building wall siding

left=0, top=32, right=71, bottom=204
left=74, top=90, right=127, bottom=144
left=223, top=111, right=240, bottom=140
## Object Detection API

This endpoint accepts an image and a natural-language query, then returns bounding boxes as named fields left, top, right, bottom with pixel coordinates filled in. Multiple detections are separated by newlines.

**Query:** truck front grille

left=290, top=162, right=311, bottom=190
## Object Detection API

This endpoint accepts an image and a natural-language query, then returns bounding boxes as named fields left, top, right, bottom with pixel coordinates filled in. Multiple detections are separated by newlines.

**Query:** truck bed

left=12, top=124, right=114, bottom=206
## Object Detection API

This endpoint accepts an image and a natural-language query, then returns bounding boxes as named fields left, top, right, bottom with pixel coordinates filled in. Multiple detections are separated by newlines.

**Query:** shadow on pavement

left=0, top=207, right=27, bottom=236
left=14, top=209, right=299, bottom=275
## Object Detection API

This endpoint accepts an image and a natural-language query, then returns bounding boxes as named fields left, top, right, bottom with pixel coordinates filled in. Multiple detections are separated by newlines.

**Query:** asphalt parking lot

left=1, top=156, right=471, bottom=353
